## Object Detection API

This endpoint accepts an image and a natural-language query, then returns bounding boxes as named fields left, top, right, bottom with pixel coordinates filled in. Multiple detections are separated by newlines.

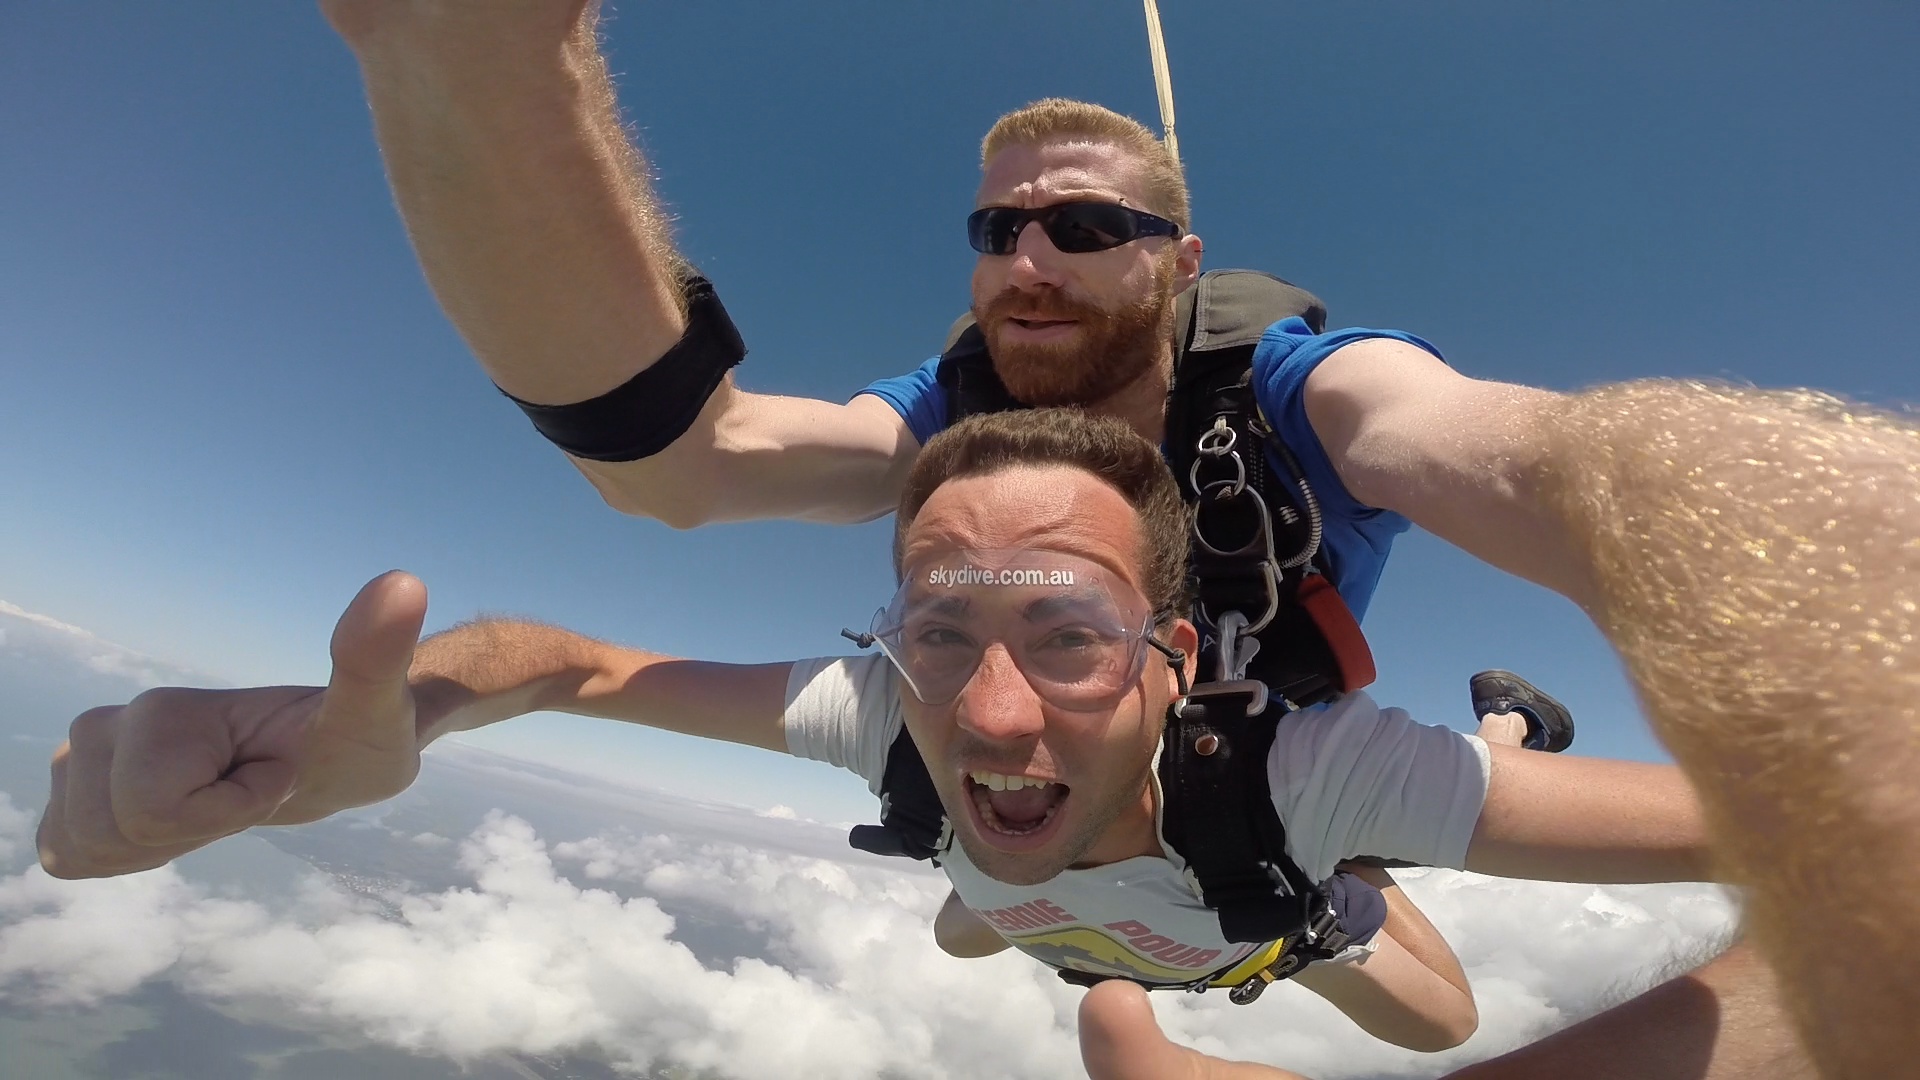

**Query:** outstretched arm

left=1464, top=750, right=1714, bottom=884
left=1079, top=941, right=1812, bottom=1080
left=321, top=1, right=915, bottom=526
left=409, top=615, right=793, bottom=754
left=38, top=572, right=802, bottom=879
left=1310, top=358, right=1920, bottom=1075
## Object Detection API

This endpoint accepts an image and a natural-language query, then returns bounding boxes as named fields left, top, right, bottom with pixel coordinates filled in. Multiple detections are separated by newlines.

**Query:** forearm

left=1467, top=752, right=1717, bottom=884
left=1339, top=864, right=1472, bottom=1000
left=408, top=618, right=608, bottom=747
left=1540, top=381, right=1920, bottom=1076
left=344, top=8, right=687, bottom=406
left=1445, top=941, right=1812, bottom=1080
left=1292, top=933, right=1477, bottom=1052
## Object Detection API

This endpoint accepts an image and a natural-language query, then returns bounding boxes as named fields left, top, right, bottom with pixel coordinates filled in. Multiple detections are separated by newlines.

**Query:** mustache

left=948, top=734, right=1060, bottom=781
left=975, top=285, right=1111, bottom=327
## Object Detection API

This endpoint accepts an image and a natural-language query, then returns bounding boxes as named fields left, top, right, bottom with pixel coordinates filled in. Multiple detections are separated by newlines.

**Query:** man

left=38, top=409, right=1717, bottom=1071
left=317, top=4, right=1576, bottom=748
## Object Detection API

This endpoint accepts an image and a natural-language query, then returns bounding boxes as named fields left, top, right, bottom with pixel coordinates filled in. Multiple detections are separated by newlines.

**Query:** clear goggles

left=845, top=550, right=1182, bottom=712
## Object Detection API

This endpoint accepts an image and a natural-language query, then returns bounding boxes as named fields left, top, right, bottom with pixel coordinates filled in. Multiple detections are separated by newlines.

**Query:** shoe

left=1470, top=670, right=1575, bottom=753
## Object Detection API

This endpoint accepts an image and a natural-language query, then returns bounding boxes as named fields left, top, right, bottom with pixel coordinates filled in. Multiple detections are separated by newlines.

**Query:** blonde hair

left=980, top=98, right=1191, bottom=230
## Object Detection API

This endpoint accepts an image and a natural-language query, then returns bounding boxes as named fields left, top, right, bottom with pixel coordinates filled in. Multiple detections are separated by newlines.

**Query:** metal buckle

left=1180, top=679, right=1269, bottom=717
left=1214, top=610, right=1261, bottom=683
left=1227, top=952, right=1302, bottom=1005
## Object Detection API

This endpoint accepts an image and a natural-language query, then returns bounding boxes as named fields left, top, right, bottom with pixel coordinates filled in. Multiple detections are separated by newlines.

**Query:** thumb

left=1078, top=981, right=1310, bottom=1080
left=317, top=570, right=428, bottom=740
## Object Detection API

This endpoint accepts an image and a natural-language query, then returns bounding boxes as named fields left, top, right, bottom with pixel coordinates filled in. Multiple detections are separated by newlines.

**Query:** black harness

left=849, top=270, right=1378, bottom=1000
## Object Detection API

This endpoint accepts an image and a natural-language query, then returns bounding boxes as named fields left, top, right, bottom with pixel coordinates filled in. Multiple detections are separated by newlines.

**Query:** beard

left=972, top=256, right=1180, bottom=408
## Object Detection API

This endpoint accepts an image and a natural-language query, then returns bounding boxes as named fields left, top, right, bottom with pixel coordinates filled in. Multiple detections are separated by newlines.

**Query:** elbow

left=1399, top=1000, right=1480, bottom=1053
left=577, top=463, right=722, bottom=529
left=934, top=927, right=1009, bottom=959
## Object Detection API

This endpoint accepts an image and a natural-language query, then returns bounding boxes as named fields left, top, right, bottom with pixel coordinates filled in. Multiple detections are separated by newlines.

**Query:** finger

left=36, top=738, right=80, bottom=876
left=318, top=570, right=428, bottom=744
left=51, top=712, right=197, bottom=875
left=1079, top=982, right=1191, bottom=1080
left=111, top=687, right=310, bottom=847
left=1078, top=982, right=1309, bottom=1080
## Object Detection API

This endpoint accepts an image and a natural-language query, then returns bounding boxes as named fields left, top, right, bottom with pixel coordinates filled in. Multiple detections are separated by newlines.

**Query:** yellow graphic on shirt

left=973, top=901, right=1260, bottom=984
left=1009, top=922, right=1253, bottom=984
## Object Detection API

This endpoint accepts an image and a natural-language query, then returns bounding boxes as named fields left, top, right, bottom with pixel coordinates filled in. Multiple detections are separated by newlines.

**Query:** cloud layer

left=0, top=601, right=220, bottom=691
left=0, top=791, right=1738, bottom=1080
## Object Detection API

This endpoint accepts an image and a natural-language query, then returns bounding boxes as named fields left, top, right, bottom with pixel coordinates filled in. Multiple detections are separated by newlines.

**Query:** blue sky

left=3, top=1, right=1916, bottom=825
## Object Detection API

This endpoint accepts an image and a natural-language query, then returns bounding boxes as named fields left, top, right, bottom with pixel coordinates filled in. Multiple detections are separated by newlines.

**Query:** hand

left=36, top=572, right=429, bottom=879
left=1078, top=981, right=1312, bottom=1080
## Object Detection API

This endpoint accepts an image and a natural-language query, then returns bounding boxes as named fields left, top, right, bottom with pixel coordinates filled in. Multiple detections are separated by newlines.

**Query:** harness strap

left=1159, top=685, right=1321, bottom=944
left=847, top=728, right=947, bottom=861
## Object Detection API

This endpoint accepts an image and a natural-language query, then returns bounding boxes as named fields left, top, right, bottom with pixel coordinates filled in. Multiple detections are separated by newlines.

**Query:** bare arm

left=1464, top=749, right=1714, bottom=883
left=1291, top=930, right=1477, bottom=1053
left=1341, top=863, right=1472, bottom=1001
left=1539, top=382, right=1920, bottom=1078
left=1303, top=340, right=1592, bottom=603
left=323, top=2, right=916, bottom=527
left=1080, top=941, right=1813, bottom=1080
left=409, top=617, right=794, bottom=754
left=36, top=574, right=806, bottom=880
left=931, top=889, right=1013, bottom=958
left=1447, top=941, right=1812, bottom=1080
left=1312, top=359, right=1920, bottom=1074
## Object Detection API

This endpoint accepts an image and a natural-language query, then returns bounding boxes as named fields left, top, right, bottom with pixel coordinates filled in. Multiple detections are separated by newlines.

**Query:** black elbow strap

left=496, top=274, right=747, bottom=462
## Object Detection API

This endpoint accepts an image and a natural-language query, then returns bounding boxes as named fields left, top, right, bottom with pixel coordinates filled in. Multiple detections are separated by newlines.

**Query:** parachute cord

left=1142, top=0, right=1179, bottom=164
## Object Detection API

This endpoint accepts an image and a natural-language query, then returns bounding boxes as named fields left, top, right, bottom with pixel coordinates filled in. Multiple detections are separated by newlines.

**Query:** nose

left=1003, top=219, right=1068, bottom=291
left=953, top=644, right=1047, bottom=744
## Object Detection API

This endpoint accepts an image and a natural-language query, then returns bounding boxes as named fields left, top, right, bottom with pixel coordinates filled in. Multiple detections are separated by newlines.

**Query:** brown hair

left=981, top=98, right=1191, bottom=230
left=895, top=408, right=1190, bottom=621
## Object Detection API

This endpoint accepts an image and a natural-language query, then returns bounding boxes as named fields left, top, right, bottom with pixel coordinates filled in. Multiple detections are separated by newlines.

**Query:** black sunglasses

left=967, top=202, right=1184, bottom=256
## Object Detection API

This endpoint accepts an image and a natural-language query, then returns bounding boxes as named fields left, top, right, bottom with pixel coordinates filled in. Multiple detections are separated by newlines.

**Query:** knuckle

left=65, top=706, right=119, bottom=751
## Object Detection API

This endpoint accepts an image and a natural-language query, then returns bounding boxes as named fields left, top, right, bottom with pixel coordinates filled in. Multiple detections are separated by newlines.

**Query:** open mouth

left=963, top=771, right=1072, bottom=849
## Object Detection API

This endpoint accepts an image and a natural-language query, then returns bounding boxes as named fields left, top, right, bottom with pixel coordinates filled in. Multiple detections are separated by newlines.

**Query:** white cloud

left=0, top=599, right=222, bottom=689
left=0, top=793, right=34, bottom=866
left=0, top=804, right=1737, bottom=1079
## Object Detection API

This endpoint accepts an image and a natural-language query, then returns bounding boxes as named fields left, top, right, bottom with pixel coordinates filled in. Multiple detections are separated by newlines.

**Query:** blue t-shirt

left=857, top=318, right=1434, bottom=621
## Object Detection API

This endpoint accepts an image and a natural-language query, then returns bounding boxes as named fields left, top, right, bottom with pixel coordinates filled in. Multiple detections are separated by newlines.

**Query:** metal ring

left=1191, top=480, right=1273, bottom=558
left=1196, top=419, right=1238, bottom=456
left=1189, top=452, right=1247, bottom=502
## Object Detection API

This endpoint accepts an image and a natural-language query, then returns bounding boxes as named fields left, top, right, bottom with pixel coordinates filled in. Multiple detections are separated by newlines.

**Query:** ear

left=1162, top=618, right=1201, bottom=697
left=1173, top=232, right=1204, bottom=290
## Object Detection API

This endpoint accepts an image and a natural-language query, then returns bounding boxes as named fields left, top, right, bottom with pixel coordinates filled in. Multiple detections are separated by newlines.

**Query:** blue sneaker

left=1470, top=670, right=1575, bottom=753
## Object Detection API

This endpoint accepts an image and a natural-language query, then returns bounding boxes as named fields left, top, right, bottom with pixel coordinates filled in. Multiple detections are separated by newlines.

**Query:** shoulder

left=1266, top=692, right=1484, bottom=804
left=853, top=357, right=947, bottom=446
left=782, top=654, right=904, bottom=789
left=1251, top=320, right=1446, bottom=415
left=1245, top=322, right=1440, bottom=526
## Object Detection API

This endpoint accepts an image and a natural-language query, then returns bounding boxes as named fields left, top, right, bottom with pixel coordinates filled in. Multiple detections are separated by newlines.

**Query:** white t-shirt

left=784, top=654, right=1490, bottom=986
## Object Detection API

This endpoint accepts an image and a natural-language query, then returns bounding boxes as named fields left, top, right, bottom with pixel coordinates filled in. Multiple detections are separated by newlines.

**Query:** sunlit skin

left=897, top=464, right=1199, bottom=886
left=970, top=141, right=1205, bottom=435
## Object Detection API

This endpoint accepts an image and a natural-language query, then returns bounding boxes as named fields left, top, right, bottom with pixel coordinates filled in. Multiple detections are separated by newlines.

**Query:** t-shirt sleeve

left=1266, top=692, right=1490, bottom=882
left=782, top=654, right=906, bottom=794
left=853, top=356, right=948, bottom=446
left=1250, top=318, right=1443, bottom=522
